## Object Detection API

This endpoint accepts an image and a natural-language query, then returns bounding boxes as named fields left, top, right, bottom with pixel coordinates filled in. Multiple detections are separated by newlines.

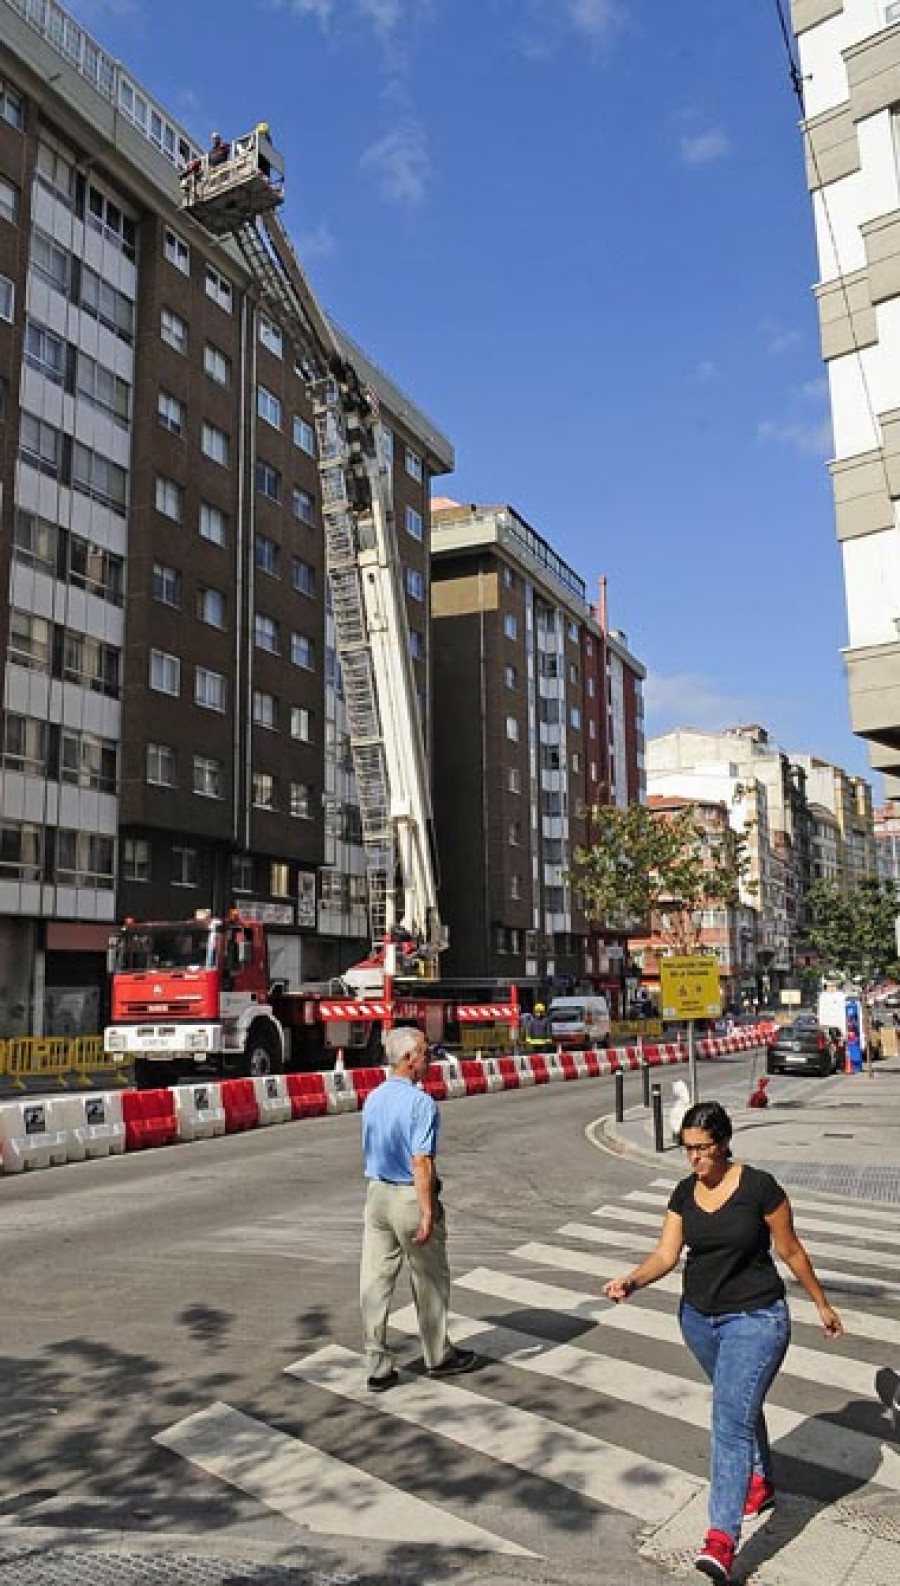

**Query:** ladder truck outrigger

left=104, top=128, right=521, bottom=1084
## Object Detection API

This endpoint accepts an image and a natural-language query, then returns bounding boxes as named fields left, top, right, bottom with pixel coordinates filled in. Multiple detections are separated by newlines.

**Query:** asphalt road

left=1, top=1054, right=896, bottom=1586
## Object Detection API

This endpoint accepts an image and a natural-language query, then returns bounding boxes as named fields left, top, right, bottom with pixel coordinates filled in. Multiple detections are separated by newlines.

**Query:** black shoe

left=427, top=1347, right=478, bottom=1378
left=366, top=1368, right=399, bottom=1393
left=875, top=1366, right=900, bottom=1433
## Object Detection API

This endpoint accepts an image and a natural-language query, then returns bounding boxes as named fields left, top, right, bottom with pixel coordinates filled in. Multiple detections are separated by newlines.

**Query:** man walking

left=360, top=1025, right=476, bottom=1392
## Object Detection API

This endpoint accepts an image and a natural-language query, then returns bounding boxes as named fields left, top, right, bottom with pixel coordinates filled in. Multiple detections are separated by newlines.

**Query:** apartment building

left=792, top=752, right=877, bottom=889
left=874, top=799, right=900, bottom=881
left=429, top=499, right=645, bottom=1000
left=0, top=0, right=451, bottom=1034
left=792, top=0, right=900, bottom=792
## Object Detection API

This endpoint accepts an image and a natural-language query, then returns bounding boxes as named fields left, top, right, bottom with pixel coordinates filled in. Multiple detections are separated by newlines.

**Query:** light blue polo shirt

left=362, top=1075, right=439, bottom=1182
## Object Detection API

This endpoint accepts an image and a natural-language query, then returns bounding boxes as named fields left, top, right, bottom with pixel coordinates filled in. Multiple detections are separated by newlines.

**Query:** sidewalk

left=597, top=1055, right=900, bottom=1205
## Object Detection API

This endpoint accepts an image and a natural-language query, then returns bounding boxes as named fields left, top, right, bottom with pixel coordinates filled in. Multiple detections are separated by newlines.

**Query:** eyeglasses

left=683, top=1141, right=718, bottom=1157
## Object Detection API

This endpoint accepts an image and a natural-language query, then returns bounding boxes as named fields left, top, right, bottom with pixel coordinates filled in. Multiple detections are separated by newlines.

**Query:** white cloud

left=274, top=0, right=336, bottom=23
left=69, top=0, right=143, bottom=19
left=760, top=318, right=802, bottom=358
left=567, top=0, right=624, bottom=40
left=296, top=221, right=337, bottom=261
left=757, top=378, right=833, bottom=458
left=691, top=359, right=719, bottom=384
left=644, top=671, right=761, bottom=736
left=679, top=127, right=731, bottom=166
left=359, top=0, right=403, bottom=34
left=360, top=122, right=430, bottom=204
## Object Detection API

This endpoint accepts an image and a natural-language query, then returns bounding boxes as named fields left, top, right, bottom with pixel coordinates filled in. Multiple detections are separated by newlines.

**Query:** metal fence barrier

left=0, top=1035, right=117, bottom=1089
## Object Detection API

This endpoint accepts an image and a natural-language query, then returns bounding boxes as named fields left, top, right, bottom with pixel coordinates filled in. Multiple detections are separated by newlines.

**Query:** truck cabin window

left=115, top=926, right=214, bottom=971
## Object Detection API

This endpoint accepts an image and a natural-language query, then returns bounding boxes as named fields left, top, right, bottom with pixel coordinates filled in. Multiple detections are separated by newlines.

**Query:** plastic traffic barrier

left=528, top=1053, right=550, bottom=1085
left=51, top=1092, right=126, bottom=1160
left=220, top=1078, right=260, bottom=1133
left=172, top=1082, right=227, bottom=1141
left=555, top=1052, right=579, bottom=1081
left=320, top=1067, right=358, bottom=1114
left=253, top=1073, right=292, bottom=1125
left=423, top=1063, right=448, bottom=1101
left=437, top=1057, right=466, bottom=1099
left=495, top=1057, right=521, bottom=1090
left=350, top=1067, right=388, bottom=1106
left=286, top=1072, right=329, bottom=1119
left=479, top=1057, right=504, bottom=1094
left=121, top=1088, right=179, bottom=1151
left=515, top=1053, right=537, bottom=1087
left=0, top=1098, right=69, bottom=1172
left=458, top=1059, right=488, bottom=1096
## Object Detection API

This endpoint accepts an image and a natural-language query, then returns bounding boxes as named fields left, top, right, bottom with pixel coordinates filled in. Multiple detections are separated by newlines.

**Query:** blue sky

left=66, top=0, right=870, bottom=781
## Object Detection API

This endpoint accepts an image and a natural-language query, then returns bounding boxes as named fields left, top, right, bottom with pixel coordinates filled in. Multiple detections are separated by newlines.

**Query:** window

left=172, top=846, right=198, bottom=887
left=510, top=875, right=522, bottom=901
left=405, top=568, right=425, bottom=601
left=205, top=265, right=232, bottom=312
left=290, top=705, right=312, bottom=742
left=87, top=185, right=136, bottom=259
left=147, top=741, right=176, bottom=786
left=381, top=424, right=394, bottom=464
left=503, top=614, right=518, bottom=640
left=195, top=667, right=226, bottom=711
left=152, top=563, right=181, bottom=607
left=571, top=750, right=581, bottom=773
left=293, top=415, right=315, bottom=454
left=30, top=228, right=68, bottom=292
left=259, top=314, right=283, bottom=357
left=80, top=266, right=134, bottom=342
left=1, top=714, right=48, bottom=775
left=60, top=634, right=120, bottom=699
left=257, top=460, right=281, bottom=501
left=504, top=663, right=517, bottom=689
left=568, top=620, right=578, bottom=642
left=506, top=715, right=519, bottom=743
left=35, top=142, right=74, bottom=205
left=0, top=821, right=42, bottom=882
left=232, top=854, right=254, bottom=892
left=164, top=227, right=190, bottom=273
left=199, top=502, right=226, bottom=546
left=271, top=861, right=290, bottom=896
left=405, top=505, right=423, bottom=541
left=253, top=690, right=277, bottom=729
left=502, top=567, right=515, bottom=589
left=123, top=839, right=151, bottom=882
left=13, top=511, right=56, bottom=574
left=161, top=307, right=187, bottom=353
left=0, top=273, right=14, bottom=322
left=203, top=342, right=230, bottom=385
left=76, top=353, right=130, bottom=426
left=255, top=535, right=279, bottom=575
left=158, top=390, right=185, bottom=435
left=60, top=729, right=117, bottom=792
left=292, top=486, right=314, bottom=524
left=508, top=820, right=522, bottom=847
left=570, top=706, right=582, bottom=728
left=255, top=613, right=280, bottom=653
left=290, top=782, right=311, bottom=818
left=193, top=755, right=223, bottom=798
left=252, top=771, right=277, bottom=809
left=73, top=443, right=128, bottom=513
left=197, top=586, right=226, bottom=627
left=0, top=80, right=24, bottom=130
left=150, top=650, right=180, bottom=696
left=20, top=412, right=61, bottom=476
left=405, top=446, right=423, bottom=481
left=568, top=662, right=579, bottom=684
left=0, top=177, right=19, bottom=225
left=155, top=475, right=183, bottom=522
left=201, top=422, right=229, bottom=466
left=409, top=628, right=424, bottom=659
left=508, top=766, right=521, bottom=793
left=257, top=384, right=282, bottom=428
left=587, top=676, right=595, bottom=697
left=291, top=632, right=314, bottom=669
left=292, top=557, right=314, bottom=596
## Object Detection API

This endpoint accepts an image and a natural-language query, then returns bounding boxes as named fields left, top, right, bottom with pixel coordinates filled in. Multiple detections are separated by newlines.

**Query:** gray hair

left=382, top=1026, right=425, bottom=1067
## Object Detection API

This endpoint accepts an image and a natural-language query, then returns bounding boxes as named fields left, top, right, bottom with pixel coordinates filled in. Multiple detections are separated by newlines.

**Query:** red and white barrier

left=253, top=1073, right=292, bottom=1125
left=0, top=1098, right=69, bottom=1172
left=172, top=1082, right=227, bottom=1141
left=53, top=1091, right=126, bottom=1160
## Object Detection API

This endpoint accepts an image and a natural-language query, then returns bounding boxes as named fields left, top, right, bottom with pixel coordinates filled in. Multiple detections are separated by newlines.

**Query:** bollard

left=641, top=1060, right=650, bottom=1108
left=614, top=1068, right=625, bottom=1123
left=652, top=1083, right=664, bottom=1152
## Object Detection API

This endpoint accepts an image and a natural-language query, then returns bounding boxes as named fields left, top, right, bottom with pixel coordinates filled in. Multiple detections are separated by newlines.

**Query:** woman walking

left=604, top=1100, right=843, bottom=1585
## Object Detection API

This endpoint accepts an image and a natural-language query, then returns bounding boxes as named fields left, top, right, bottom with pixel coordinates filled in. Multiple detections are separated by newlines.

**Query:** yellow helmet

left=534, top=1002, right=545, bottom=1015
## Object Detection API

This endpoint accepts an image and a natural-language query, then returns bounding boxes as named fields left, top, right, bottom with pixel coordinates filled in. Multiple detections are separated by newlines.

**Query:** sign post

left=659, top=955, right=722, bottom=1105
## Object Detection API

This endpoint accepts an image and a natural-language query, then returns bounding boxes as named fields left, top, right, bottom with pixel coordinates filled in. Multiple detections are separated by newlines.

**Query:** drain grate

left=0, top=1548, right=360, bottom=1586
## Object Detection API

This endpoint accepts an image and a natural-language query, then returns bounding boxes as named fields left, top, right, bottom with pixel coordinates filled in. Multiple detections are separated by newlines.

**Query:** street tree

left=805, top=876, right=900, bottom=983
left=568, top=800, right=752, bottom=953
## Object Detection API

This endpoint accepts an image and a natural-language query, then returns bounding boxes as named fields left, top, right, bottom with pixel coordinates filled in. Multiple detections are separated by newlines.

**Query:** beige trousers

left=360, top=1180, right=451, bottom=1377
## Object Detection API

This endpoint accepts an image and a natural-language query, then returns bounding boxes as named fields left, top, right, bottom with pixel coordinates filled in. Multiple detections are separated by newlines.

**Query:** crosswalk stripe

left=285, top=1343, right=702, bottom=1526
left=154, top=1401, right=529, bottom=1554
left=454, top=1266, right=877, bottom=1397
left=386, top=1304, right=900, bottom=1493
left=514, top=1241, right=900, bottom=1347
left=618, top=1191, right=900, bottom=1250
left=564, top=1216, right=900, bottom=1274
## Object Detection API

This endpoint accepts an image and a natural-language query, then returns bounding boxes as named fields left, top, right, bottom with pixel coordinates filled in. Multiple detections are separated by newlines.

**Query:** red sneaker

left=744, top=1473, right=776, bottom=1517
left=695, top=1528, right=735, bottom=1584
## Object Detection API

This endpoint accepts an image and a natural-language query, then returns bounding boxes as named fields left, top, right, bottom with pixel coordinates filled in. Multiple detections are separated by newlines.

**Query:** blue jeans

left=680, top=1297, right=790, bottom=1541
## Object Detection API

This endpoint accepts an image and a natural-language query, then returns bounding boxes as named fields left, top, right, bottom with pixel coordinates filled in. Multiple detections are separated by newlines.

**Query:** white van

left=547, top=995, right=611, bottom=1050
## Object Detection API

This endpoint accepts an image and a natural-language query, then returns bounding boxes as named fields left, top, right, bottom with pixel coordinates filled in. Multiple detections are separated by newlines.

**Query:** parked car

left=766, top=1018, right=843, bottom=1078
left=546, top=995, right=611, bottom=1050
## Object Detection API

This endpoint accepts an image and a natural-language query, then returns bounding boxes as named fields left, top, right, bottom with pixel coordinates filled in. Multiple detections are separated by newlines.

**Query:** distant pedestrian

left=604, top=1100, right=842, bottom=1585
left=359, top=1026, right=476, bottom=1391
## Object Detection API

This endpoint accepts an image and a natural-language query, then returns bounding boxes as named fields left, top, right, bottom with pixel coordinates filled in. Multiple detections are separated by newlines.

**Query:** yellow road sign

left=659, top=956, right=722, bottom=1021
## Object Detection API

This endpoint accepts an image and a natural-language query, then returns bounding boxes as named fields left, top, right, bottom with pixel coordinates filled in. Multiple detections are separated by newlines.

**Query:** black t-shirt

left=668, top=1164, right=787, bottom=1316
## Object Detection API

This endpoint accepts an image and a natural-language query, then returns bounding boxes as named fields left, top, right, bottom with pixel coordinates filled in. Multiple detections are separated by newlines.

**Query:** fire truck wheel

left=244, top=1026, right=282, bottom=1077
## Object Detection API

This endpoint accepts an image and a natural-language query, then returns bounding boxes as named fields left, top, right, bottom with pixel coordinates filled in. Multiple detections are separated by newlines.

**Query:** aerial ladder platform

left=181, top=127, right=444, bottom=970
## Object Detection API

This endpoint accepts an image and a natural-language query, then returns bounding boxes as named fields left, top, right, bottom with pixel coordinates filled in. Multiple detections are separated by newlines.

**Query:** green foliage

left=805, top=876, right=900, bottom=982
left=567, top=801, right=751, bottom=949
